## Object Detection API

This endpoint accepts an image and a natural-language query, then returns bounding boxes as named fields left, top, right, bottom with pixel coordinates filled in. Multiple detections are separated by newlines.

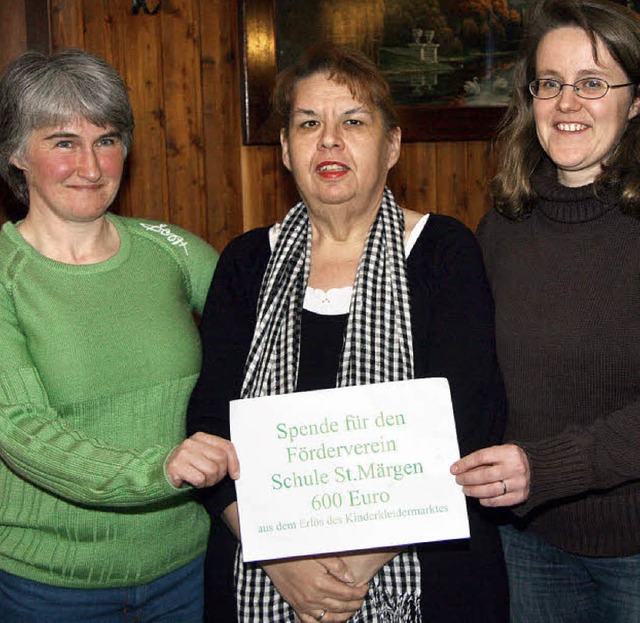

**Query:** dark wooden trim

left=239, top=0, right=280, bottom=144
left=0, top=0, right=49, bottom=222
left=25, top=0, right=52, bottom=54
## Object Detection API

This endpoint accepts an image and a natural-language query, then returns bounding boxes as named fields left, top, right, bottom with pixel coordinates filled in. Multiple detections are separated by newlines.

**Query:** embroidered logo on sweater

left=139, top=223, right=189, bottom=255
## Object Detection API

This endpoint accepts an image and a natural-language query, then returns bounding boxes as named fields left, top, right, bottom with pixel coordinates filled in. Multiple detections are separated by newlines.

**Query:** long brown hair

left=492, top=0, right=640, bottom=219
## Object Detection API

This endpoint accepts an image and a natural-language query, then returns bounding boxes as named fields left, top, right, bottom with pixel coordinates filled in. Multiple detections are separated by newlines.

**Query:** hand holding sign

left=230, top=377, right=470, bottom=562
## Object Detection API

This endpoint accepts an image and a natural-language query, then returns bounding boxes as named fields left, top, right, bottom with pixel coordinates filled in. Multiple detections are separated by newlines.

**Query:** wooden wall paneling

left=80, top=0, right=113, bottom=62
left=388, top=142, right=438, bottom=215
left=25, top=0, right=52, bottom=54
left=0, top=0, right=51, bottom=224
left=241, top=146, right=280, bottom=231
left=114, top=2, right=169, bottom=222
left=0, top=1, right=27, bottom=70
left=50, top=0, right=84, bottom=48
left=240, top=145, right=297, bottom=231
left=433, top=142, right=472, bottom=228
left=465, top=140, right=495, bottom=232
left=199, top=0, right=244, bottom=251
left=158, top=0, right=207, bottom=237
left=0, top=0, right=33, bottom=224
left=0, top=0, right=50, bottom=66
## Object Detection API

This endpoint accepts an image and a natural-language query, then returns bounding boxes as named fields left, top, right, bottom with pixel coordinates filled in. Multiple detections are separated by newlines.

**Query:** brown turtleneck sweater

left=478, top=161, right=640, bottom=557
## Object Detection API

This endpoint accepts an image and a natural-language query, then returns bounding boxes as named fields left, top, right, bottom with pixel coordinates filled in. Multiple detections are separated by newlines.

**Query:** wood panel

left=0, top=1, right=27, bottom=70
left=158, top=0, right=207, bottom=235
left=0, top=0, right=50, bottom=224
left=199, top=0, right=245, bottom=250
left=4, top=1, right=496, bottom=245
left=49, top=0, right=83, bottom=48
left=240, top=145, right=297, bottom=231
left=114, top=2, right=169, bottom=223
left=389, top=142, right=438, bottom=214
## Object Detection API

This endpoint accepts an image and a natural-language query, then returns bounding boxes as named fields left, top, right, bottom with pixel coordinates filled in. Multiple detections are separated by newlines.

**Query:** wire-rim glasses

left=529, top=77, right=635, bottom=100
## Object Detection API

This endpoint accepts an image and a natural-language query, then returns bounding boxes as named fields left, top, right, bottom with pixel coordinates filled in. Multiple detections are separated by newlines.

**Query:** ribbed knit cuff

left=162, top=445, right=186, bottom=491
left=512, top=432, right=590, bottom=517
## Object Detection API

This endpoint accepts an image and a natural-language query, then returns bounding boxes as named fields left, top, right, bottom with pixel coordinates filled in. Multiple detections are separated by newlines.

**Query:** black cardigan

left=188, top=213, right=509, bottom=622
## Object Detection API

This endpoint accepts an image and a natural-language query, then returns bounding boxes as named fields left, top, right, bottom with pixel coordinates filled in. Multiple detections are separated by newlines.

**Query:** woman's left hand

left=450, top=443, right=530, bottom=507
left=339, top=547, right=403, bottom=586
left=262, top=556, right=368, bottom=623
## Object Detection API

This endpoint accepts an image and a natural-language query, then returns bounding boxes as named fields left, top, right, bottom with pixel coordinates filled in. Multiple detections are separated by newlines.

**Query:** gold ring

left=500, top=479, right=508, bottom=496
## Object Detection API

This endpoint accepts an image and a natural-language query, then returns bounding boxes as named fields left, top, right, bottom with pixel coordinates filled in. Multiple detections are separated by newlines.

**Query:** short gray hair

left=0, top=48, right=134, bottom=205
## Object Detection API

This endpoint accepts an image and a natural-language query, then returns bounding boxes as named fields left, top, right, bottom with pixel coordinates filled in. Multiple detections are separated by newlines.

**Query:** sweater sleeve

left=513, top=399, right=640, bottom=515
left=0, top=281, right=186, bottom=508
left=187, top=230, right=269, bottom=517
left=182, top=230, right=219, bottom=315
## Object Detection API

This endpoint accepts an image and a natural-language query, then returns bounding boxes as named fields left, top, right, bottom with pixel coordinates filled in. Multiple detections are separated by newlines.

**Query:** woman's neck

left=17, top=213, right=120, bottom=264
left=306, top=206, right=423, bottom=291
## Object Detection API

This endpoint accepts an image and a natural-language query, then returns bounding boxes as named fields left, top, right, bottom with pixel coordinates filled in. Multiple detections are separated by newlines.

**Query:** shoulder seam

left=124, top=217, right=195, bottom=302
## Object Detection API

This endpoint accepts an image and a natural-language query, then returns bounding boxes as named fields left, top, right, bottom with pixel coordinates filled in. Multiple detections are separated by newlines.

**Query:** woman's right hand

left=450, top=443, right=530, bottom=506
left=262, top=556, right=368, bottom=623
left=165, top=432, right=239, bottom=488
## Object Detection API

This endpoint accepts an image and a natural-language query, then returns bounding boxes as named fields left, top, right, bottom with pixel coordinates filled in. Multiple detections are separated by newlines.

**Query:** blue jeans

left=0, top=554, right=204, bottom=623
left=500, top=524, right=640, bottom=623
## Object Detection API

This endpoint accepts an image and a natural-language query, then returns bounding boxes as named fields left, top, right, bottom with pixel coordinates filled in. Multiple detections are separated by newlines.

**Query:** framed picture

left=240, top=0, right=525, bottom=145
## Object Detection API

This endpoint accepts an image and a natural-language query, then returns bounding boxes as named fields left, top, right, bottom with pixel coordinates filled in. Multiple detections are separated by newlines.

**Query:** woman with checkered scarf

left=188, top=43, right=508, bottom=623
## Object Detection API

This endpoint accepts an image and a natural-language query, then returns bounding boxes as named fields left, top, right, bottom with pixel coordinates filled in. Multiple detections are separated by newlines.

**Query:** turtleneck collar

left=531, top=157, right=617, bottom=223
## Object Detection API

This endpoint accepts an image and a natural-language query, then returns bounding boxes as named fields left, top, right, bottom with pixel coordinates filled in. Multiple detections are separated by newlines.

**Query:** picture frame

left=239, top=0, right=519, bottom=145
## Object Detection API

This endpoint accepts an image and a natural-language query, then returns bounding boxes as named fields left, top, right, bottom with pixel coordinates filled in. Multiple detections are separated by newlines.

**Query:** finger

left=317, top=573, right=369, bottom=600
left=167, top=451, right=227, bottom=488
left=320, top=594, right=367, bottom=612
left=328, top=601, right=367, bottom=616
left=297, top=614, right=358, bottom=623
left=167, top=463, right=203, bottom=488
left=450, top=446, right=502, bottom=474
left=454, top=464, right=504, bottom=487
left=192, top=457, right=228, bottom=487
left=226, top=443, right=240, bottom=480
left=190, top=434, right=241, bottom=480
left=460, top=483, right=502, bottom=499
left=480, top=491, right=527, bottom=507
left=317, top=556, right=354, bottom=584
left=461, top=476, right=523, bottom=500
left=299, top=603, right=364, bottom=623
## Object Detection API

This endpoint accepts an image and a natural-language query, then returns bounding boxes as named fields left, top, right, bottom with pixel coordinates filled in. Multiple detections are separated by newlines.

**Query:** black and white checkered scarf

left=236, top=187, right=422, bottom=622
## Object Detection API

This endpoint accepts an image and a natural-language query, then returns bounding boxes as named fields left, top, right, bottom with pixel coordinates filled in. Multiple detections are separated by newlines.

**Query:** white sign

left=230, top=377, right=469, bottom=562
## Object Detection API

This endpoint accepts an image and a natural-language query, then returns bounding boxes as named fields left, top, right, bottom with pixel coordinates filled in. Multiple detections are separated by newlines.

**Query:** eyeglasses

left=529, top=77, right=635, bottom=100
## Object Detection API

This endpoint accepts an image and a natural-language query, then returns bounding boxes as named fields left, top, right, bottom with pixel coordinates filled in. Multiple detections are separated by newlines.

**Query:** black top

left=297, top=310, right=347, bottom=392
left=188, top=213, right=508, bottom=622
left=478, top=159, right=640, bottom=556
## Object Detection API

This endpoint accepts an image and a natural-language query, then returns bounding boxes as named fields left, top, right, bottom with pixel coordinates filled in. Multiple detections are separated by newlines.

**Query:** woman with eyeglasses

left=450, top=0, right=640, bottom=620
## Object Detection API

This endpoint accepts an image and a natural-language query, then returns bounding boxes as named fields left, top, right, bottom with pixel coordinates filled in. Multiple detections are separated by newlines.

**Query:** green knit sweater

left=0, top=214, right=218, bottom=588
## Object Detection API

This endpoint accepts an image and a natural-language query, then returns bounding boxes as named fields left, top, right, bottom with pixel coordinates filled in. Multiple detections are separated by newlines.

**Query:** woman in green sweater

left=0, top=49, right=238, bottom=621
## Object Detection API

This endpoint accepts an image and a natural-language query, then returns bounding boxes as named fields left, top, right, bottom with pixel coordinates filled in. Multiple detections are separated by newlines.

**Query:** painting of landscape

left=275, top=0, right=528, bottom=108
